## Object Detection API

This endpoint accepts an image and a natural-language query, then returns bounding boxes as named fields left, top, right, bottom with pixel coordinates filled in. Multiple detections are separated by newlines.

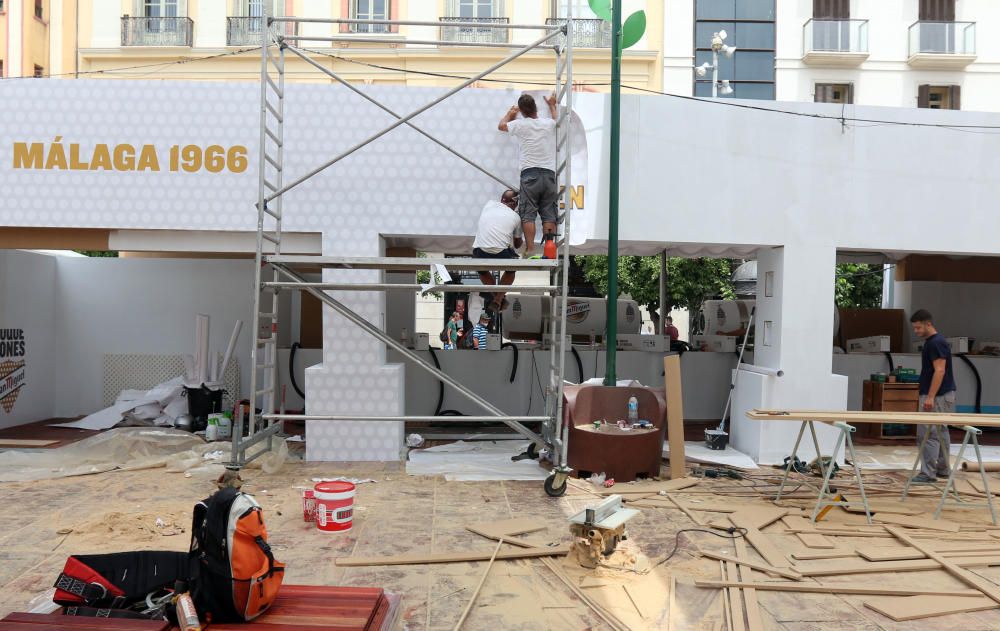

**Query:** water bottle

left=627, top=396, right=639, bottom=422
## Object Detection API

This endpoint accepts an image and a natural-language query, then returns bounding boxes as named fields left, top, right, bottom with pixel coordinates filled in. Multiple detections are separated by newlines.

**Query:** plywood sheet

left=0, top=439, right=58, bottom=448
left=863, top=594, right=997, bottom=621
left=663, top=355, right=686, bottom=480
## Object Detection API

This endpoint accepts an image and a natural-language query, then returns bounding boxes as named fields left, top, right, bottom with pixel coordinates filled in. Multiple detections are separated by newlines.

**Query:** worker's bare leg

left=522, top=221, right=536, bottom=256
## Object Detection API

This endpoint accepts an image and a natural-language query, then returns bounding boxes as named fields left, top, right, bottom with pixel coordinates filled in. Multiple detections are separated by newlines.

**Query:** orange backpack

left=189, top=488, right=285, bottom=623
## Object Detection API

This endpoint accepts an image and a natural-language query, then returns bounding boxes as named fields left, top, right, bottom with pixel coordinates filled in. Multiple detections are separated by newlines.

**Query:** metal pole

left=658, top=250, right=667, bottom=336
left=712, top=48, right=718, bottom=98
left=270, top=263, right=546, bottom=445
left=718, top=306, right=755, bottom=433
left=266, top=28, right=562, bottom=203
left=555, top=13, right=574, bottom=470
left=284, top=45, right=516, bottom=191
left=603, top=0, right=622, bottom=386
left=281, top=36, right=555, bottom=49
left=272, top=16, right=560, bottom=30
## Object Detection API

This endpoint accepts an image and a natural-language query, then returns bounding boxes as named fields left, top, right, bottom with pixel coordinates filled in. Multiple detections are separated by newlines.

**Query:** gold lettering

left=113, top=144, right=136, bottom=171
left=89, top=144, right=112, bottom=171
left=69, top=144, right=89, bottom=170
left=12, top=142, right=43, bottom=169
left=569, top=185, right=584, bottom=210
left=137, top=145, right=159, bottom=171
left=44, top=137, right=67, bottom=170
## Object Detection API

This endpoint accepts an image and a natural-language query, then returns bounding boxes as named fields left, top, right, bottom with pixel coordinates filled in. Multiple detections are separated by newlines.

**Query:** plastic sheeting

left=406, top=440, right=549, bottom=481
left=0, top=427, right=289, bottom=482
left=663, top=441, right=759, bottom=470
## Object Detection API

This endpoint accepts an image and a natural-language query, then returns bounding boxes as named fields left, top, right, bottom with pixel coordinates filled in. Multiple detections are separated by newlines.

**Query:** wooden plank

left=0, top=614, right=170, bottom=630
left=539, top=556, right=630, bottom=631
left=842, top=501, right=924, bottom=516
left=699, top=550, right=802, bottom=580
left=749, top=408, right=1000, bottom=427
left=723, top=561, right=746, bottom=631
left=873, top=513, right=961, bottom=533
left=729, top=513, right=790, bottom=568
left=733, top=536, right=764, bottom=631
left=0, top=439, right=58, bottom=447
left=694, top=580, right=982, bottom=598
left=732, top=506, right=788, bottom=531
left=664, top=493, right=705, bottom=526
left=887, top=525, right=1000, bottom=607
left=464, top=517, right=546, bottom=539
left=797, top=556, right=1000, bottom=577
left=623, top=584, right=648, bottom=621
left=334, top=544, right=570, bottom=566
left=864, top=595, right=997, bottom=621
left=856, top=546, right=925, bottom=562
left=797, top=533, right=836, bottom=549
left=664, top=354, right=686, bottom=480
left=782, top=515, right=835, bottom=549
left=791, top=549, right=856, bottom=561
left=597, top=477, right=699, bottom=495
left=453, top=539, right=503, bottom=630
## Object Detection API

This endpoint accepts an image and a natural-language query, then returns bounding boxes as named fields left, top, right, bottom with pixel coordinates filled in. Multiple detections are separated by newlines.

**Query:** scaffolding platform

left=230, top=9, right=581, bottom=497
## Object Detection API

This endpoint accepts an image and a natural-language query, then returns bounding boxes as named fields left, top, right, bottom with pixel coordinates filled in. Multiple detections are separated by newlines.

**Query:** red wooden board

left=0, top=612, right=171, bottom=630
left=205, top=584, right=389, bottom=631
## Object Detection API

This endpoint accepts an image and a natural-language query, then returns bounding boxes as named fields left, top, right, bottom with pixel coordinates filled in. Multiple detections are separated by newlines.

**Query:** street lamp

left=695, top=29, right=737, bottom=97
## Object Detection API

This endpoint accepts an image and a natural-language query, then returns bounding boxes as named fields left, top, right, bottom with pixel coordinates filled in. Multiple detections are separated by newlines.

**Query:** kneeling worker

left=472, top=189, right=523, bottom=314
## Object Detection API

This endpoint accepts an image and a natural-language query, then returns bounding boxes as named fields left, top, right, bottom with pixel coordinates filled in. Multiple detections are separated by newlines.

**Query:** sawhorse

left=774, top=419, right=872, bottom=524
left=901, top=424, right=997, bottom=525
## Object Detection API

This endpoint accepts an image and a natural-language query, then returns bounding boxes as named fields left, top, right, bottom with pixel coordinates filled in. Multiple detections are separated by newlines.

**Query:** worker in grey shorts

left=498, top=92, right=559, bottom=257
left=910, top=309, right=956, bottom=484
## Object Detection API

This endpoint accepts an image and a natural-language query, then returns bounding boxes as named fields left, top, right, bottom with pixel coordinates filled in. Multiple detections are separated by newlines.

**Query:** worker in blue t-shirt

left=909, top=309, right=957, bottom=484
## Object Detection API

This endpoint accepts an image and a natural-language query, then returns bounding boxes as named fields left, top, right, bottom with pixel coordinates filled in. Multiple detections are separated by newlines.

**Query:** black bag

left=439, top=327, right=450, bottom=343
left=188, top=487, right=284, bottom=623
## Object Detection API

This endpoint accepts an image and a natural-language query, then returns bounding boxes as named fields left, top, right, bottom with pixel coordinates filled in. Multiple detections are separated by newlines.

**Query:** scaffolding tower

left=229, top=7, right=579, bottom=497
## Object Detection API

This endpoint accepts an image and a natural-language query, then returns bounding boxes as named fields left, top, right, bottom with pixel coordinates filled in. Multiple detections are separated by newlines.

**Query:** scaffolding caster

left=511, top=441, right=541, bottom=462
left=545, top=468, right=571, bottom=497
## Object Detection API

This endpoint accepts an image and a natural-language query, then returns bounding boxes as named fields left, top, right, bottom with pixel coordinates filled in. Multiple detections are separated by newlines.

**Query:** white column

left=732, top=244, right=848, bottom=464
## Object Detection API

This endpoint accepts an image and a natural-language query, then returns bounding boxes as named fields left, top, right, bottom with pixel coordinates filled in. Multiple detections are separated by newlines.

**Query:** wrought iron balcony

left=227, top=16, right=296, bottom=46
left=439, top=17, right=510, bottom=45
left=803, top=19, right=868, bottom=66
left=908, top=21, right=976, bottom=68
left=121, top=16, right=193, bottom=47
left=545, top=18, right=611, bottom=49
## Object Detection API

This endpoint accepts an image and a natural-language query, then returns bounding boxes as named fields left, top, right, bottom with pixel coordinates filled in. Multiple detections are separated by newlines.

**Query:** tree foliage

left=835, top=263, right=883, bottom=309
left=578, top=255, right=736, bottom=317
left=75, top=250, right=118, bottom=257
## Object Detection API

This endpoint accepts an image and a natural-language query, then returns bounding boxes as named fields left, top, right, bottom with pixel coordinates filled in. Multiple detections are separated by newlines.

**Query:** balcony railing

left=909, top=21, right=976, bottom=56
left=804, top=19, right=868, bottom=54
left=121, top=16, right=193, bottom=47
left=545, top=18, right=611, bottom=49
left=226, top=16, right=296, bottom=46
left=439, top=17, right=510, bottom=45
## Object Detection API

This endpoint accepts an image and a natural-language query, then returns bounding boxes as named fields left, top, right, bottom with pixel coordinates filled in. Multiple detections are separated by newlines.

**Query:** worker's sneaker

left=936, top=470, right=951, bottom=478
left=910, top=473, right=937, bottom=484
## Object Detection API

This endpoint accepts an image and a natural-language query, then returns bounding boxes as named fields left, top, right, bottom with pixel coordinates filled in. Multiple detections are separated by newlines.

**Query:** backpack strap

left=63, top=606, right=161, bottom=620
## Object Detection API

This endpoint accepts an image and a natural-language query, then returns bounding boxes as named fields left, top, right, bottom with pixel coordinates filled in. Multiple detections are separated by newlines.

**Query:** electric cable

left=0, top=46, right=262, bottom=81
left=653, top=527, right=747, bottom=568
left=570, top=345, right=584, bottom=383
left=288, top=342, right=306, bottom=400
left=427, top=347, right=465, bottom=417
left=957, top=353, right=983, bottom=414
left=884, top=351, right=895, bottom=374
left=501, top=341, right=519, bottom=383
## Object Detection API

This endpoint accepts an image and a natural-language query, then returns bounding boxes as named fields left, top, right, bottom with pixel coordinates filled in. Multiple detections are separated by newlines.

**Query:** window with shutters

left=918, top=85, right=960, bottom=110
left=815, top=83, right=853, bottom=104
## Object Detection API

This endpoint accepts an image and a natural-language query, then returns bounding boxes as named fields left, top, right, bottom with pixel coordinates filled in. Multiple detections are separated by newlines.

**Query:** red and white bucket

left=313, top=481, right=356, bottom=533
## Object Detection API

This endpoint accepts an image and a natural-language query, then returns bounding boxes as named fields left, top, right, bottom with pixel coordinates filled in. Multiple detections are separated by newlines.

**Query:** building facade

left=665, top=0, right=1000, bottom=112
left=1, top=0, right=75, bottom=77
left=68, top=0, right=662, bottom=91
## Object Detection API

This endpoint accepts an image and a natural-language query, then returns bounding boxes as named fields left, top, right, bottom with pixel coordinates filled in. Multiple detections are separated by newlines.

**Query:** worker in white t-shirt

left=498, top=93, right=559, bottom=257
left=472, top=189, right=523, bottom=314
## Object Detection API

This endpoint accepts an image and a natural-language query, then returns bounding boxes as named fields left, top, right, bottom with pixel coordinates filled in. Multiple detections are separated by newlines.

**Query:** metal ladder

left=231, top=19, right=286, bottom=468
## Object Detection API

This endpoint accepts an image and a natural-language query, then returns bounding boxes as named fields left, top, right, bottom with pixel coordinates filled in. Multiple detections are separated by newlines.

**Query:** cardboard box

left=847, top=335, right=891, bottom=353
left=692, top=335, right=737, bottom=353
left=616, top=334, right=666, bottom=352
left=486, top=334, right=502, bottom=351
left=948, top=337, right=969, bottom=354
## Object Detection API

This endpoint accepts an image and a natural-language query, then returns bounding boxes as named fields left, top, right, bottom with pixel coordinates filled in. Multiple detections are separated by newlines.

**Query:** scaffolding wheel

left=544, top=472, right=568, bottom=497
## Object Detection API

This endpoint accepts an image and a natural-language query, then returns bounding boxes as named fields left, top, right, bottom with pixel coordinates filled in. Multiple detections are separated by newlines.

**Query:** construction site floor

left=2, top=452, right=1000, bottom=629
